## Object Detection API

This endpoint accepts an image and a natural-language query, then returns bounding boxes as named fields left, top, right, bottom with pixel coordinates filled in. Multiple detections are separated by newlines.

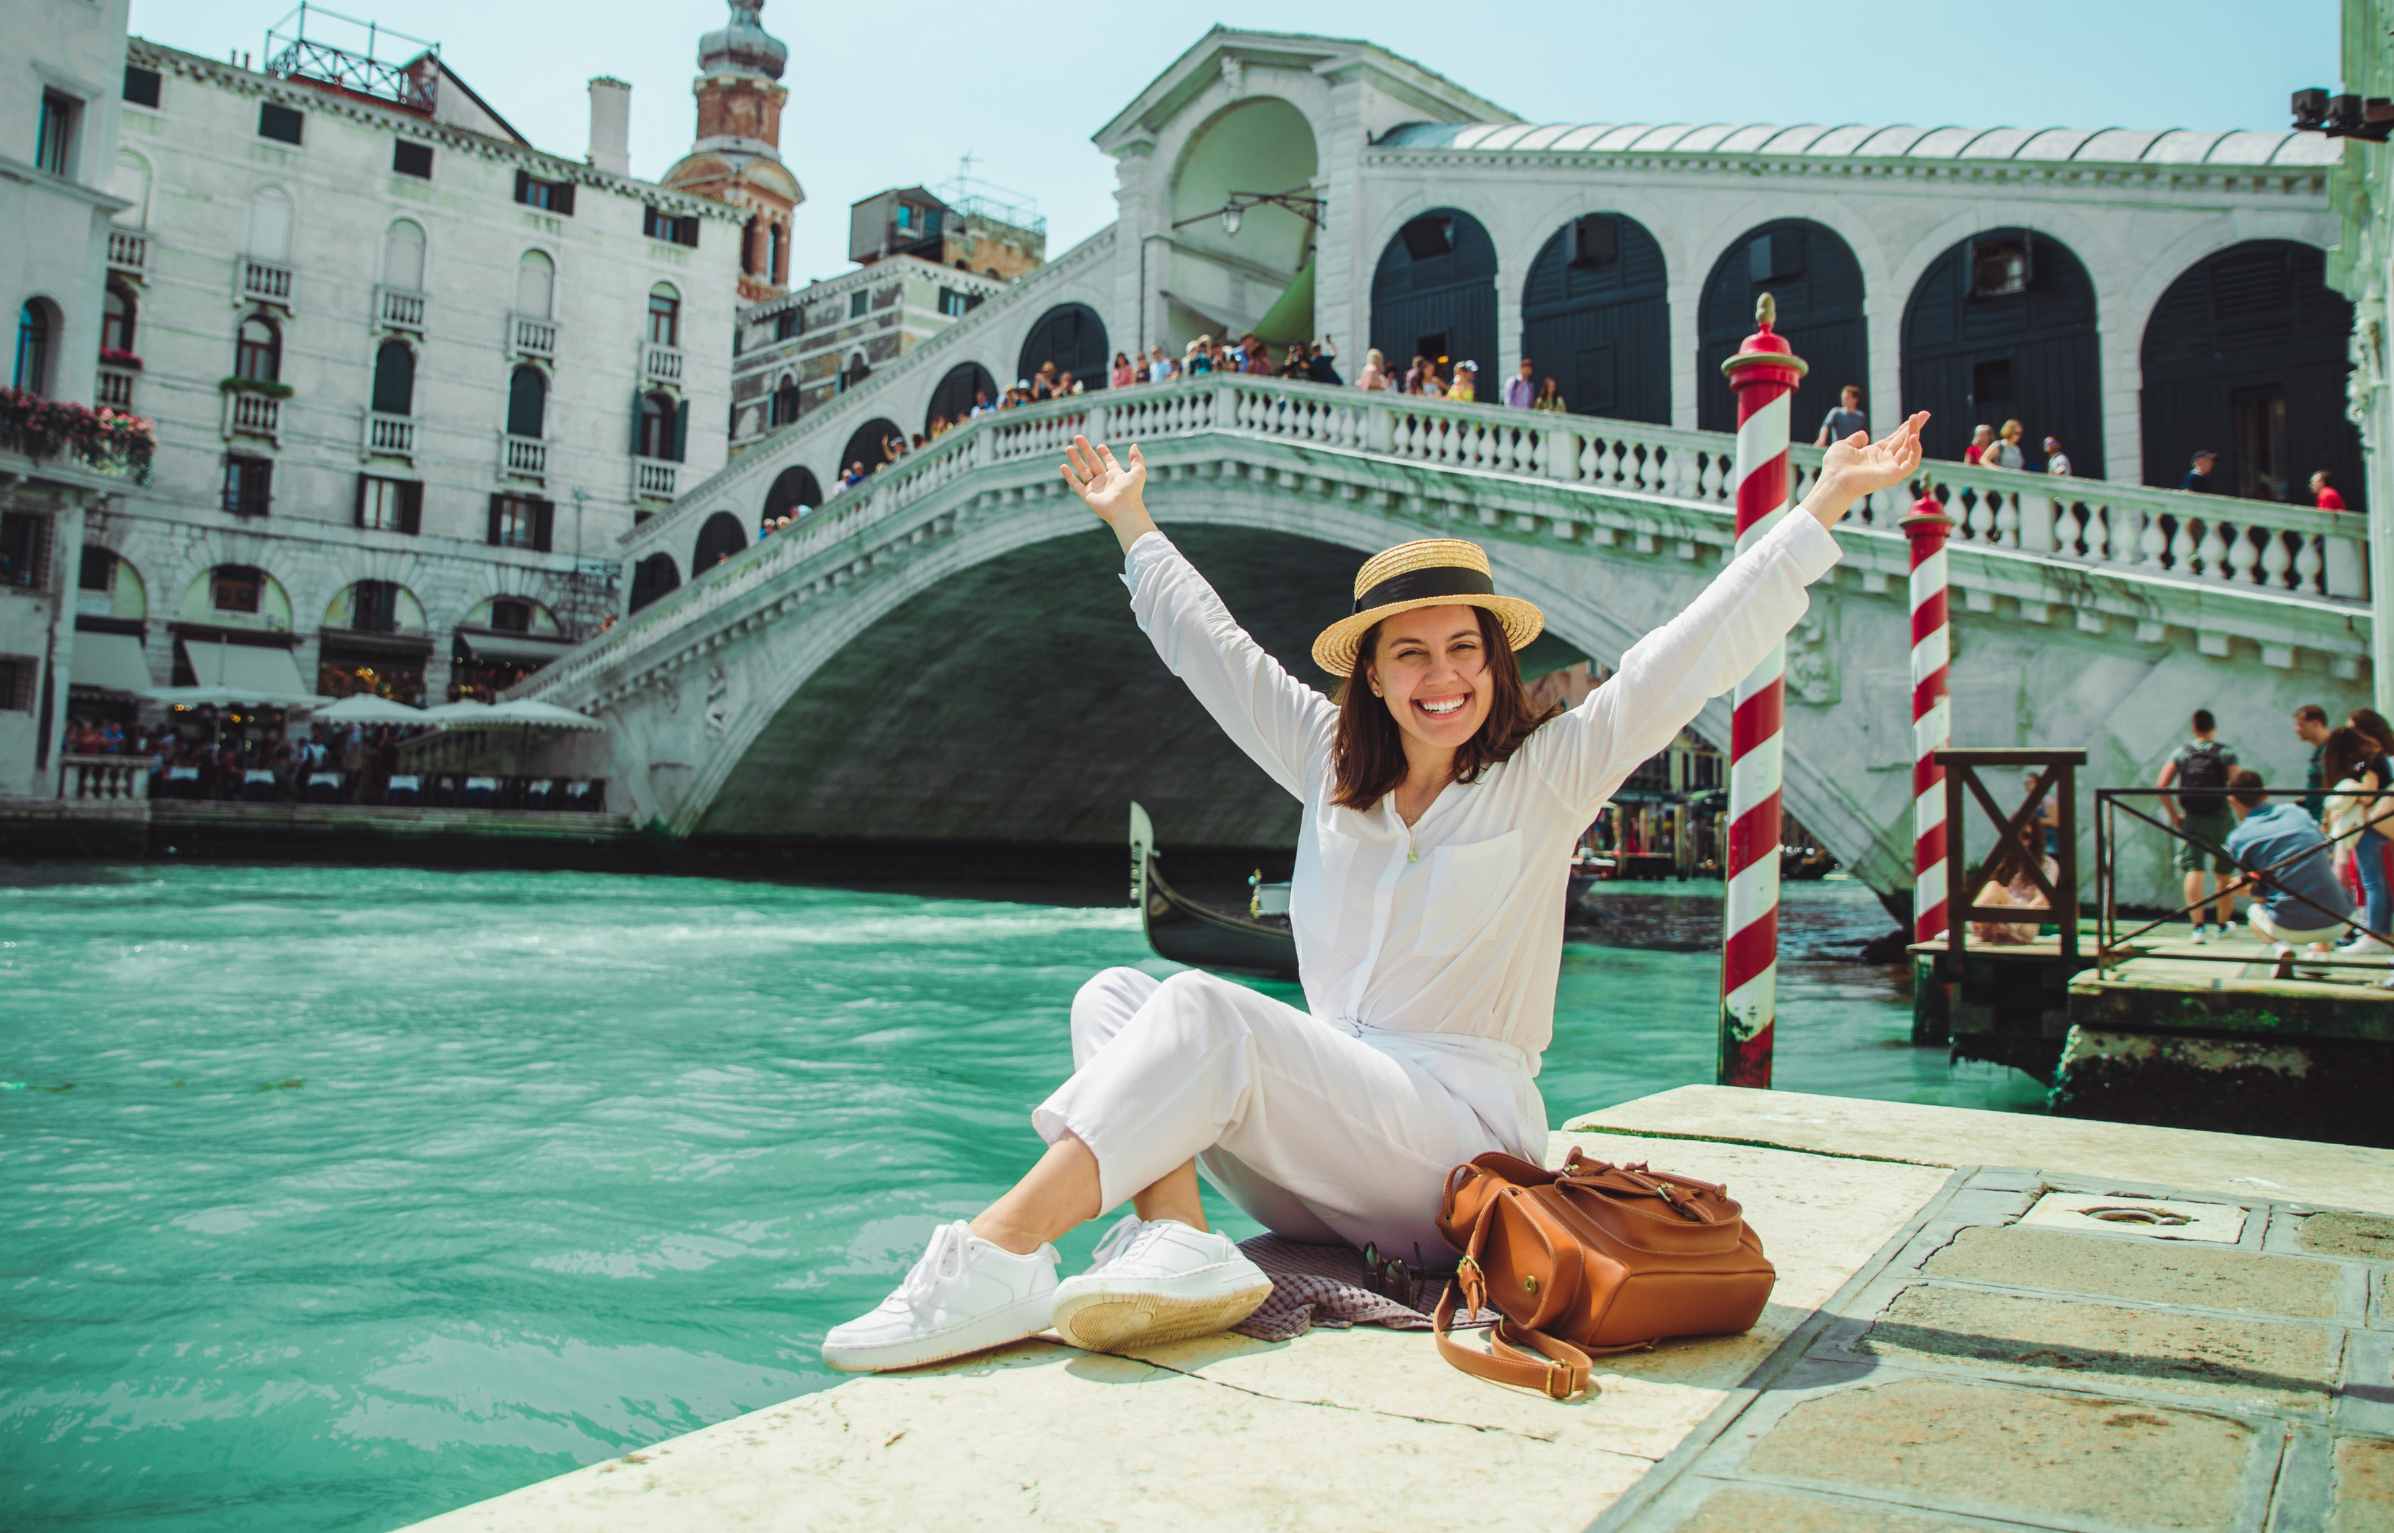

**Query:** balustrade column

left=1716, top=293, right=1808, bottom=1090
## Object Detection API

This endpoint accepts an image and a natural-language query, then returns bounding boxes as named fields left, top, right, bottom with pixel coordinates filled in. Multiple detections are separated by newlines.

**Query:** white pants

left=1032, top=967, right=1547, bottom=1262
left=2247, top=903, right=2342, bottom=945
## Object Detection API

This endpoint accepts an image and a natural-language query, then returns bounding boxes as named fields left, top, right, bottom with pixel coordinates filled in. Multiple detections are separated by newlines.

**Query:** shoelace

left=1087, top=1214, right=1149, bottom=1271
left=894, top=1221, right=971, bottom=1311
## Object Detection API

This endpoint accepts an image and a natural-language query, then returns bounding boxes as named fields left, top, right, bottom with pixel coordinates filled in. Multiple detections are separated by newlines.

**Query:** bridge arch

left=2139, top=239, right=2359, bottom=507
left=1016, top=302, right=1108, bottom=391
left=1165, top=95, right=1320, bottom=352
left=1371, top=207, right=1497, bottom=384
left=1520, top=211, right=1670, bottom=425
left=1696, top=219, right=1866, bottom=436
left=837, top=418, right=904, bottom=478
left=927, top=360, right=995, bottom=431
left=764, top=465, right=822, bottom=523
left=693, top=510, right=747, bottom=573
left=1901, top=227, right=2101, bottom=474
left=628, top=552, right=680, bottom=615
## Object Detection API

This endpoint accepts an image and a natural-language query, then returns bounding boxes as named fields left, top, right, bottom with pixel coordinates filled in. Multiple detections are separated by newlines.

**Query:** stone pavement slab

left=1668, top=1483, right=2037, bottom=1531
left=1921, top=1225, right=2346, bottom=1318
left=2299, top=1210, right=2394, bottom=1262
left=1569, top=1086, right=2394, bottom=1216
left=2333, top=1436, right=2394, bottom=1533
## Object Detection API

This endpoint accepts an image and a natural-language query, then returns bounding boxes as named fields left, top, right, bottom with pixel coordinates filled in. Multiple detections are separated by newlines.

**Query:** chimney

left=588, top=76, right=632, bottom=177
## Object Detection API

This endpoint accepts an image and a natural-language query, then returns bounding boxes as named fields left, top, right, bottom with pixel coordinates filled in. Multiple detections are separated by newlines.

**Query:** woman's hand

left=1804, top=411, right=1930, bottom=530
left=1062, top=435, right=1157, bottom=554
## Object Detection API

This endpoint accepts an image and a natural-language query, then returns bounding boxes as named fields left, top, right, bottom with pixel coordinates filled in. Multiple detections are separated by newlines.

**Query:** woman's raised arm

left=1527, top=413, right=1928, bottom=815
left=1062, top=435, right=1335, bottom=798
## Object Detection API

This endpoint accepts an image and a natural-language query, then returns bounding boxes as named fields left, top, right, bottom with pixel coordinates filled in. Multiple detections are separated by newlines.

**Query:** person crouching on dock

left=821, top=413, right=1929, bottom=1372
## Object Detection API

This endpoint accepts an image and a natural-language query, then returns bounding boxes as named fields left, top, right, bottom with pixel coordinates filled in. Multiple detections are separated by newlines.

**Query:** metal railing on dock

left=1937, top=746, right=2085, bottom=965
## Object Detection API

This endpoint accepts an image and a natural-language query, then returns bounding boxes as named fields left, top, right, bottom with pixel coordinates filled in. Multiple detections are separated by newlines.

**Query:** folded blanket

left=1231, top=1233, right=1499, bottom=1342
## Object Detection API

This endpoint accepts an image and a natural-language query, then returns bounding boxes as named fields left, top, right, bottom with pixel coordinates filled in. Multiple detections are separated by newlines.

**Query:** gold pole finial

left=1755, top=292, right=1776, bottom=330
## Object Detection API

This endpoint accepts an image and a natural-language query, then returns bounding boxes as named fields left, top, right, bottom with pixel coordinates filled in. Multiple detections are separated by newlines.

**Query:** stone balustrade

left=61, top=755, right=149, bottom=802
left=524, top=377, right=2371, bottom=706
left=510, top=313, right=557, bottom=360
left=240, top=255, right=294, bottom=309
left=365, top=411, right=415, bottom=459
left=633, top=457, right=679, bottom=500
left=106, top=228, right=149, bottom=279
left=223, top=390, right=281, bottom=444
left=643, top=344, right=684, bottom=388
left=501, top=432, right=547, bottom=482
left=376, top=285, right=427, bottom=333
left=97, top=366, right=136, bottom=410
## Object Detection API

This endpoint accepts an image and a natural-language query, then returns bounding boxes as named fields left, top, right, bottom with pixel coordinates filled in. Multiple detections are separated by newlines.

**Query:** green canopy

left=1251, top=259, right=1315, bottom=345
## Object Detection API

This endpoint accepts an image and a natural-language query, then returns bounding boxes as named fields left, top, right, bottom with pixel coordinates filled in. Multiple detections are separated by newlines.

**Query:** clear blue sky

left=129, top=0, right=2340, bottom=283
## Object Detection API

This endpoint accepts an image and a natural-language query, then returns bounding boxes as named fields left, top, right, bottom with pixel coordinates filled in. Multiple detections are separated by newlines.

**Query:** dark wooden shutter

left=353, top=473, right=367, bottom=529
left=672, top=399, right=689, bottom=463
left=514, top=169, right=531, bottom=206
left=486, top=493, right=504, bottom=546
left=401, top=480, right=423, bottom=535
left=533, top=498, right=555, bottom=553
left=629, top=388, right=646, bottom=455
left=553, top=181, right=575, bottom=217
left=255, top=459, right=273, bottom=515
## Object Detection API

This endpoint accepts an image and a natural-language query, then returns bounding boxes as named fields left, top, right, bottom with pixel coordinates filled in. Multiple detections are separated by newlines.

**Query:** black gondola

left=1130, top=803, right=1610, bottom=981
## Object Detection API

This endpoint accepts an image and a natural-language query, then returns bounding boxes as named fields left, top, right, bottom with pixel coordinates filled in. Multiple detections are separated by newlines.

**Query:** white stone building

left=2, top=0, right=134, bottom=797
left=71, top=26, right=741, bottom=716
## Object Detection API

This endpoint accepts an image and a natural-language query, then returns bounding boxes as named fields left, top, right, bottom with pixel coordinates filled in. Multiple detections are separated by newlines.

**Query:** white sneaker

left=2338, top=934, right=2393, bottom=955
left=820, top=1220, right=1060, bottom=1373
left=2189, top=924, right=2209, bottom=945
left=1051, top=1217, right=1274, bottom=1354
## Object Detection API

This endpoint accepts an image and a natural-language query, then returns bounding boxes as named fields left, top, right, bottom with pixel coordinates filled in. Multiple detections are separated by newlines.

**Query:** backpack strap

left=1431, top=1192, right=1597, bottom=1400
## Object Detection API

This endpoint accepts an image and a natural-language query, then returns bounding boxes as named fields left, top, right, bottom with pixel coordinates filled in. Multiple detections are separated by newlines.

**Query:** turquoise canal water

left=0, top=863, right=2042, bottom=1531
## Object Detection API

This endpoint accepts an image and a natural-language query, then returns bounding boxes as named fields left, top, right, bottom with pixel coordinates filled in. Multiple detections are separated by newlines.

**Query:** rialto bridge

left=507, top=27, right=2376, bottom=907
left=515, top=375, right=2371, bottom=908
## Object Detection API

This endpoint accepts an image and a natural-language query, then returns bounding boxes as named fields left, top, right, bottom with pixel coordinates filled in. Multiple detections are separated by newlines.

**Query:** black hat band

left=1354, top=566, right=1494, bottom=614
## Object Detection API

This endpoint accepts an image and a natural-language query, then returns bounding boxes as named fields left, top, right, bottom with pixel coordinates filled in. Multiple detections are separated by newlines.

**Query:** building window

left=235, top=313, right=281, bottom=383
left=506, top=366, right=547, bottom=438
left=848, top=290, right=867, bottom=320
left=774, top=308, right=800, bottom=341
left=767, top=221, right=784, bottom=282
left=212, top=564, right=264, bottom=612
left=353, top=579, right=400, bottom=633
left=486, top=495, right=552, bottom=552
left=1, top=512, right=45, bottom=590
left=0, top=657, right=32, bottom=712
left=123, top=65, right=161, bottom=109
left=258, top=102, right=304, bottom=146
left=80, top=545, right=114, bottom=592
left=637, top=392, right=675, bottom=458
left=371, top=340, right=415, bottom=416
left=490, top=597, right=533, bottom=634
left=770, top=377, right=798, bottom=427
left=101, top=283, right=137, bottom=354
left=37, top=90, right=80, bottom=176
left=221, top=457, right=273, bottom=518
left=14, top=301, right=54, bottom=393
left=646, top=288, right=681, bottom=347
left=357, top=474, right=421, bottom=533
left=513, top=170, right=575, bottom=215
left=643, top=206, right=698, bottom=247
left=393, top=140, right=433, bottom=179
left=938, top=287, right=968, bottom=318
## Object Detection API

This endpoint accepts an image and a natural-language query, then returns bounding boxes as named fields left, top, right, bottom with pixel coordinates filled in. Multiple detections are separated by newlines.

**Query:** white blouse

left=1122, top=509, right=1842, bottom=1072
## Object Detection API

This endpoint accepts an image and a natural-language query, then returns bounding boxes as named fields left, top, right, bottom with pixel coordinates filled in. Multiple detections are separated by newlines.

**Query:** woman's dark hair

left=2350, top=706, right=2394, bottom=753
left=1330, top=606, right=1560, bottom=810
left=2323, top=725, right=2376, bottom=785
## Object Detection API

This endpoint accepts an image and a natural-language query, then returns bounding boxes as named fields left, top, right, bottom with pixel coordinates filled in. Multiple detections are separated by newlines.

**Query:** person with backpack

left=2157, top=708, right=2239, bottom=941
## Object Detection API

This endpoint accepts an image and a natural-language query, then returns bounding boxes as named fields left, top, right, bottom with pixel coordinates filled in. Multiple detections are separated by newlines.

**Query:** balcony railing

left=223, top=391, right=281, bottom=443
left=510, top=313, right=557, bottom=359
left=376, top=285, right=427, bottom=333
left=239, top=256, right=295, bottom=309
left=96, top=366, right=136, bottom=410
left=106, top=228, right=150, bottom=280
left=632, top=457, right=679, bottom=500
left=642, top=342, right=684, bottom=387
left=61, top=754, right=150, bottom=802
left=500, top=431, right=547, bottom=481
left=364, top=411, right=415, bottom=459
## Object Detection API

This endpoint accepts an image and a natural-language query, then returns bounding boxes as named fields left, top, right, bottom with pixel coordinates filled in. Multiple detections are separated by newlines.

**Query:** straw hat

left=1310, top=538, right=1544, bottom=678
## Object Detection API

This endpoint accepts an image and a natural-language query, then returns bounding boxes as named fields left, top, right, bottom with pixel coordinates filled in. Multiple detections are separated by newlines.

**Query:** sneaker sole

left=820, top=1291, right=1058, bottom=1374
left=1051, top=1279, right=1274, bottom=1353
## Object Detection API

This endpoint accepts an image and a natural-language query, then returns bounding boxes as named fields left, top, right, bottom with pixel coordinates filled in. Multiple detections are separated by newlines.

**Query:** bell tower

left=661, top=0, right=802, bottom=302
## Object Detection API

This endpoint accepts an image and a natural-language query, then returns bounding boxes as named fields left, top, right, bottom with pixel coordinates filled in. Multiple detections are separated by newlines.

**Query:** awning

left=456, top=630, right=576, bottom=666
left=1252, top=258, right=1316, bottom=345
left=69, top=630, right=153, bottom=694
left=318, top=626, right=432, bottom=656
left=147, top=638, right=324, bottom=708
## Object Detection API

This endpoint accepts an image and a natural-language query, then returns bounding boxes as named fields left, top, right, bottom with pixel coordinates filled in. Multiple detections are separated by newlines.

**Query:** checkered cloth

left=1230, top=1233, right=1500, bottom=1342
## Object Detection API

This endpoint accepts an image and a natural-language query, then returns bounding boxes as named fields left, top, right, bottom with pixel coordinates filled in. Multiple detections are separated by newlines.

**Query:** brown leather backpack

left=1431, top=1146, right=1776, bottom=1399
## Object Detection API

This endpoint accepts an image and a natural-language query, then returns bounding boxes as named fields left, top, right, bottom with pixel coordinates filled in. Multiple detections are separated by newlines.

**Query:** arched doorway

left=927, top=360, right=996, bottom=430
left=764, top=465, right=822, bottom=523
left=1165, top=97, right=1320, bottom=350
left=1901, top=228, right=2101, bottom=474
left=1016, top=304, right=1108, bottom=391
left=1371, top=208, right=1498, bottom=386
left=628, top=552, right=680, bottom=614
left=318, top=579, right=430, bottom=702
left=2140, top=240, right=2359, bottom=507
left=693, top=510, right=748, bottom=572
left=1520, top=212, right=1669, bottom=425
left=1696, top=220, right=1866, bottom=436
left=838, top=418, right=904, bottom=476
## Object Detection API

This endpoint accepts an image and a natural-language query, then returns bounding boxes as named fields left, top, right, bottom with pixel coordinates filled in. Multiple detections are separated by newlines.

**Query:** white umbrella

left=417, top=699, right=499, bottom=725
left=304, top=693, right=429, bottom=725
left=479, top=698, right=605, bottom=732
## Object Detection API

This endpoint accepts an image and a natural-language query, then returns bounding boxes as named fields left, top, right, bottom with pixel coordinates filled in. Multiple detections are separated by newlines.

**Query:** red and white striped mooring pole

left=1904, top=494, right=1957, bottom=943
left=1717, top=294, right=1806, bottom=1089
